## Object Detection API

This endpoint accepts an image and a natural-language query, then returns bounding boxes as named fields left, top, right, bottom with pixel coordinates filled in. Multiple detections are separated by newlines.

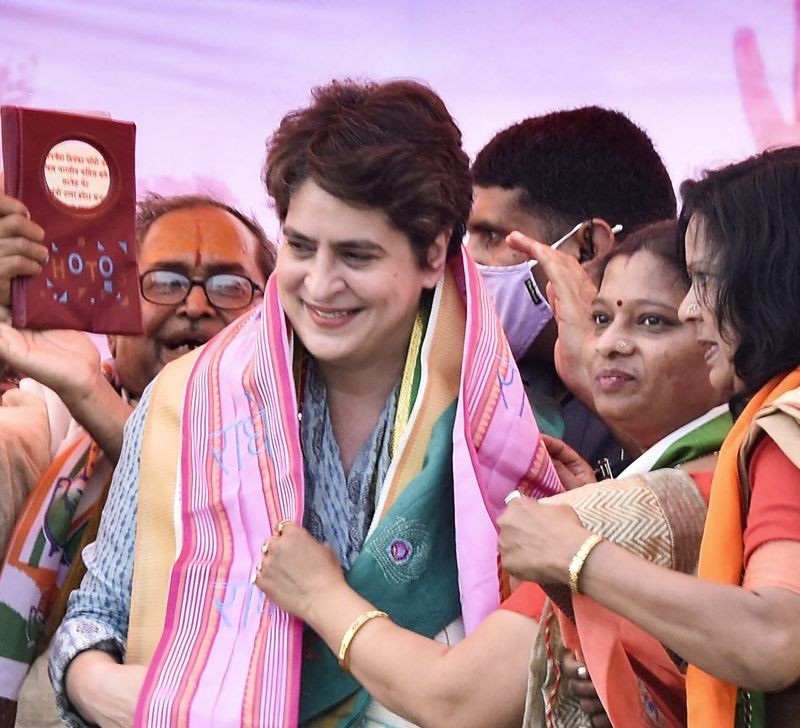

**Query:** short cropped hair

left=472, top=106, right=676, bottom=241
left=136, top=193, right=277, bottom=281
left=678, top=146, right=800, bottom=397
left=263, top=79, right=473, bottom=265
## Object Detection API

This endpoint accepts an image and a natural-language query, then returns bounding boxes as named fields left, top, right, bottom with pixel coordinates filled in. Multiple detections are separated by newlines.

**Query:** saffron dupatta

left=129, top=250, right=560, bottom=727
left=687, top=368, right=800, bottom=728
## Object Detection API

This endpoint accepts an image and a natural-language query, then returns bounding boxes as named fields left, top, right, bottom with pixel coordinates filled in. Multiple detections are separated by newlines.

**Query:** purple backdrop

left=1, top=0, right=796, bottom=236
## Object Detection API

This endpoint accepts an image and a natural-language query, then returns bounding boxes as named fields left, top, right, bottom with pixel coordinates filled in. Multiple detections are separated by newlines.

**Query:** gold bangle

left=568, top=533, right=605, bottom=594
left=337, top=610, right=389, bottom=672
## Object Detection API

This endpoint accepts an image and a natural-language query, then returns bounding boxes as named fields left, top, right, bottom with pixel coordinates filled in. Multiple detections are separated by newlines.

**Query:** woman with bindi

left=500, top=147, right=800, bottom=727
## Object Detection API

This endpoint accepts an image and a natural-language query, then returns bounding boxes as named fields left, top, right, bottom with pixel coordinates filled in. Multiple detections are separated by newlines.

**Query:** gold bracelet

left=568, top=533, right=605, bottom=594
left=337, top=610, right=389, bottom=672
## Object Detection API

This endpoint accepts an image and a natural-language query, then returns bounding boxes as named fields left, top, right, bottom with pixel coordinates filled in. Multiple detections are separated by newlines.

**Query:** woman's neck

left=317, top=357, right=404, bottom=475
left=317, top=354, right=403, bottom=403
left=626, top=402, right=722, bottom=455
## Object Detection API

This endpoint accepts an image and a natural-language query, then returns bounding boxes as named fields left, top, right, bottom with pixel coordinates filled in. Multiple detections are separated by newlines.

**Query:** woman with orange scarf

left=499, top=146, right=800, bottom=727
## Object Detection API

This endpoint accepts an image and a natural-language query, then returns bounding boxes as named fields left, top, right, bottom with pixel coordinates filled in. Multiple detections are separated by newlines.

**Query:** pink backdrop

left=1, top=0, right=796, bottom=236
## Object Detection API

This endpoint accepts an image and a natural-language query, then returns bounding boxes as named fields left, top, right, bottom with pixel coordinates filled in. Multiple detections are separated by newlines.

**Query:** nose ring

left=615, top=340, right=629, bottom=352
left=687, top=303, right=700, bottom=315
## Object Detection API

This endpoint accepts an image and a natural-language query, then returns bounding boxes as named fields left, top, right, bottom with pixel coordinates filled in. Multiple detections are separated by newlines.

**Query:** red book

left=1, top=106, right=143, bottom=334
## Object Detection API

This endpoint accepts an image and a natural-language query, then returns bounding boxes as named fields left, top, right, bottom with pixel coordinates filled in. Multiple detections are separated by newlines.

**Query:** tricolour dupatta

left=0, top=364, right=118, bottom=704
left=129, top=249, right=560, bottom=727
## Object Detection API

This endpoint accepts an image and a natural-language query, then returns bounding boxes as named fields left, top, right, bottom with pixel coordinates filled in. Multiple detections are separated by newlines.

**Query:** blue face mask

left=476, top=260, right=553, bottom=360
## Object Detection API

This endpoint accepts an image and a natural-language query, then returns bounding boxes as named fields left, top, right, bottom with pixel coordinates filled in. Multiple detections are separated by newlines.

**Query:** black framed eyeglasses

left=140, top=270, right=263, bottom=309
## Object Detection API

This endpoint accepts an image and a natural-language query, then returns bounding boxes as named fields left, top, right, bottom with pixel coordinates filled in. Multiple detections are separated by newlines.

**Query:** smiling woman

left=51, top=79, right=560, bottom=728
left=501, top=220, right=732, bottom=727
left=276, top=180, right=447, bottom=474
left=499, top=147, right=800, bottom=727
left=278, top=180, right=444, bottom=398
left=582, top=221, right=728, bottom=453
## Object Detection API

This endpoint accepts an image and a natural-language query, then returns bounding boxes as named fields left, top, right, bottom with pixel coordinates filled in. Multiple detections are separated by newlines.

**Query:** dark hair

left=471, top=106, right=676, bottom=241
left=263, top=79, right=473, bottom=265
left=678, top=146, right=800, bottom=396
left=136, top=193, right=277, bottom=281
left=593, top=219, right=686, bottom=288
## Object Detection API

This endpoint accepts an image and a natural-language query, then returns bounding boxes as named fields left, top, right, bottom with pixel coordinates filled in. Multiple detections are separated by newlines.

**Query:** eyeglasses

left=140, top=270, right=263, bottom=309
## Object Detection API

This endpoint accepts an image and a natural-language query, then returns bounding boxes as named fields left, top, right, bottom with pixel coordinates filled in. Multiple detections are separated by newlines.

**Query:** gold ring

left=277, top=519, right=292, bottom=536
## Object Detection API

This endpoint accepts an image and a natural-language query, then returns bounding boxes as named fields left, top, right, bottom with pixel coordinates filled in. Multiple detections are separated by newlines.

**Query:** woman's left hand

left=498, top=497, right=589, bottom=584
left=253, top=522, right=345, bottom=620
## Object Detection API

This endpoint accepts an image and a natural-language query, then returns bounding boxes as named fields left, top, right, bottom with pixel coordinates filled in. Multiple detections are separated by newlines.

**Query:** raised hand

left=0, top=325, right=100, bottom=403
left=734, top=0, right=800, bottom=149
left=0, top=193, right=49, bottom=321
left=0, top=325, right=135, bottom=464
left=506, top=231, right=597, bottom=405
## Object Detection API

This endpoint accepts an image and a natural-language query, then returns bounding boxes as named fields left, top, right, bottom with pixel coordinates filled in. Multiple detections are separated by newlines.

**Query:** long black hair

left=678, top=146, right=800, bottom=398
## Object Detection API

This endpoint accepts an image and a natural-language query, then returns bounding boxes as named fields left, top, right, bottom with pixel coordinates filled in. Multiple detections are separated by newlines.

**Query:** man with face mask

left=467, top=106, right=676, bottom=475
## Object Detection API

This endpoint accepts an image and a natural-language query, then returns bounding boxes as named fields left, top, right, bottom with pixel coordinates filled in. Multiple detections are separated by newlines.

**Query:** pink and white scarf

left=134, top=250, right=561, bottom=726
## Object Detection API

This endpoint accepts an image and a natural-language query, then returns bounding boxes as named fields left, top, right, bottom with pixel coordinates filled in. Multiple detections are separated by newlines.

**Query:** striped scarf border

left=136, top=249, right=561, bottom=723
left=137, top=281, right=303, bottom=727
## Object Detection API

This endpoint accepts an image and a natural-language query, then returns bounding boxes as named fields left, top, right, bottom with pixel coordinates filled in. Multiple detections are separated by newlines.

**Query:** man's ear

left=584, top=218, right=618, bottom=259
left=107, top=334, right=118, bottom=358
left=421, top=231, right=449, bottom=288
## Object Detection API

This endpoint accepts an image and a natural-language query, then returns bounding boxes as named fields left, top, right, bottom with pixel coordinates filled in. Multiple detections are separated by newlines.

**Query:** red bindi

left=616, top=299, right=623, bottom=307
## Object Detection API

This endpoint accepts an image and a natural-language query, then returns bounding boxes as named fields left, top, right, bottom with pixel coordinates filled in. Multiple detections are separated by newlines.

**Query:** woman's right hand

left=543, top=435, right=596, bottom=490
left=253, top=522, right=346, bottom=621
left=498, top=497, right=589, bottom=584
left=506, top=231, right=597, bottom=405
